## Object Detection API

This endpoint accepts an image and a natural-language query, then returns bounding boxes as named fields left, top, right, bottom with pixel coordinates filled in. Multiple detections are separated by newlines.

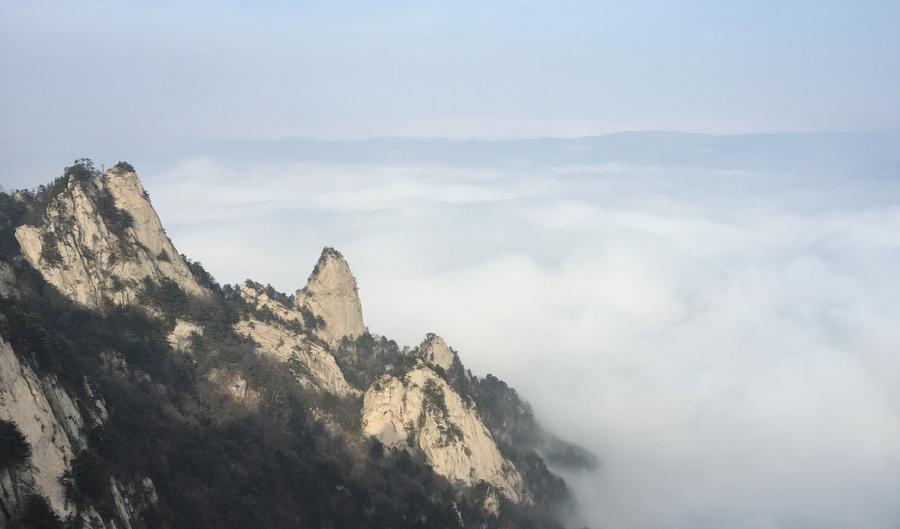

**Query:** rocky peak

left=419, top=333, right=457, bottom=371
left=361, top=365, right=527, bottom=504
left=13, top=163, right=208, bottom=308
left=295, top=247, right=364, bottom=347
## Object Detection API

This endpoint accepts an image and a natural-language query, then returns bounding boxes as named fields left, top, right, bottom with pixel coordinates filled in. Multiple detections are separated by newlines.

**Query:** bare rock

left=362, top=365, right=527, bottom=504
left=14, top=166, right=208, bottom=308
left=235, top=317, right=357, bottom=397
left=295, top=248, right=365, bottom=347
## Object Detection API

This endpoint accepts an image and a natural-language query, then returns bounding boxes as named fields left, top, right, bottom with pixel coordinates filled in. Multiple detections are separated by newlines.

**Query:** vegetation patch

left=94, top=185, right=134, bottom=240
left=17, top=495, right=64, bottom=529
left=39, top=231, right=63, bottom=266
left=422, top=379, right=464, bottom=445
left=0, top=418, right=31, bottom=470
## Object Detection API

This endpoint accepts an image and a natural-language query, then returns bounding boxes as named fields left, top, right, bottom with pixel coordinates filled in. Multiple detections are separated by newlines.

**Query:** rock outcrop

left=362, top=364, right=527, bottom=504
left=14, top=165, right=207, bottom=309
left=295, top=248, right=365, bottom=347
left=236, top=282, right=357, bottom=397
left=235, top=317, right=357, bottom=397
left=238, top=283, right=303, bottom=326
left=0, top=339, right=82, bottom=518
left=167, top=319, right=202, bottom=352
left=0, top=338, right=158, bottom=529
left=419, top=333, right=457, bottom=371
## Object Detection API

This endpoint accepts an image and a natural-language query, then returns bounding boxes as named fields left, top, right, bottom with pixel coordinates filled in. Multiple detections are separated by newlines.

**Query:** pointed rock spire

left=420, top=333, right=457, bottom=371
left=295, top=247, right=365, bottom=347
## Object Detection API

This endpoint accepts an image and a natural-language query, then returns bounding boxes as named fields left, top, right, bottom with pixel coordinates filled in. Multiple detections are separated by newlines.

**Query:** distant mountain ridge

left=5, top=130, right=899, bottom=190
left=0, top=160, right=595, bottom=529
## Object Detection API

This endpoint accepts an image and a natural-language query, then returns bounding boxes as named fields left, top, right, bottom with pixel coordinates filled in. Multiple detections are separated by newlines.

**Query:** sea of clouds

left=122, top=134, right=900, bottom=529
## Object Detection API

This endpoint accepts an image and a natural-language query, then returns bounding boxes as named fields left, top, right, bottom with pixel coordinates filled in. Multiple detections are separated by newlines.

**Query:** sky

left=4, top=2, right=900, bottom=529
left=2, top=0, right=900, bottom=157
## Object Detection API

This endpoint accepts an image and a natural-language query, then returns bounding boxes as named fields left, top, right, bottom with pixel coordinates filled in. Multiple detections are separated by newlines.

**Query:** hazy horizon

left=4, top=1, right=900, bottom=142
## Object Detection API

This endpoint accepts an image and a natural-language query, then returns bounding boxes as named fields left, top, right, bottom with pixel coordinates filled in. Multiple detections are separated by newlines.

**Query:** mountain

left=0, top=160, right=596, bottom=529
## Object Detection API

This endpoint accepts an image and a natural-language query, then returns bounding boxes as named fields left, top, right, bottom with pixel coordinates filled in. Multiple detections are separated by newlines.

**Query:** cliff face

left=234, top=317, right=357, bottom=397
left=0, top=339, right=82, bottom=518
left=0, top=338, right=155, bottom=529
left=295, top=248, right=365, bottom=347
left=362, top=364, right=527, bottom=503
left=419, top=333, right=458, bottom=371
left=14, top=165, right=207, bottom=309
left=236, top=282, right=357, bottom=396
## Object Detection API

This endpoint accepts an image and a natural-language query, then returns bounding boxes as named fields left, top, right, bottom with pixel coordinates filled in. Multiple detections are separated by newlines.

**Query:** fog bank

left=16, top=133, right=900, bottom=528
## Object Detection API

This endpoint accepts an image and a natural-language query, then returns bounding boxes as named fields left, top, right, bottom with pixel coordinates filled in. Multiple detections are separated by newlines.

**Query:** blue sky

left=2, top=0, right=899, bottom=149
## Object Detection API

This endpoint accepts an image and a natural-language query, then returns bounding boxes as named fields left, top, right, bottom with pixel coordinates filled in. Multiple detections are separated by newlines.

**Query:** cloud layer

left=141, top=136, right=900, bottom=529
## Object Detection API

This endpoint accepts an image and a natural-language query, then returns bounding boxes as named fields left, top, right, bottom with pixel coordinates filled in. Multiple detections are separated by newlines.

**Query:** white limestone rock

left=0, top=339, right=82, bottom=517
left=14, top=166, right=208, bottom=309
left=419, top=333, right=457, bottom=371
left=295, top=248, right=365, bottom=347
left=0, top=340, right=156, bottom=529
left=167, top=319, right=203, bottom=352
left=239, top=283, right=304, bottom=326
left=362, top=365, right=527, bottom=503
left=234, top=317, right=357, bottom=397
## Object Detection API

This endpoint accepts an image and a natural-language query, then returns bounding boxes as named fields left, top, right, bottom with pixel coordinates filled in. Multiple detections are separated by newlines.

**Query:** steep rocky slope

left=234, top=315, right=356, bottom=397
left=294, top=247, right=366, bottom=347
left=0, top=338, right=83, bottom=518
left=0, top=334, right=158, bottom=529
left=0, top=160, right=594, bottom=529
left=13, top=161, right=207, bottom=309
left=362, top=363, right=526, bottom=503
left=234, top=279, right=358, bottom=397
left=419, top=333, right=457, bottom=371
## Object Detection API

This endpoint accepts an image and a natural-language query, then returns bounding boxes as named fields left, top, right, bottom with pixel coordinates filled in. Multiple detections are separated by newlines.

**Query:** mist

left=86, top=133, right=896, bottom=529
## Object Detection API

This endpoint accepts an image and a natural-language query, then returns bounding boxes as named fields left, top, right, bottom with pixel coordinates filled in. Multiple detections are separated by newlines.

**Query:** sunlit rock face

left=361, top=364, right=527, bottom=504
left=14, top=166, right=207, bottom=309
left=238, top=283, right=303, bottom=326
left=235, top=281, right=357, bottom=397
left=0, top=339, right=83, bottom=517
left=235, top=317, right=358, bottom=397
left=295, top=247, right=365, bottom=347
left=167, top=319, right=203, bottom=352
left=419, top=333, right=457, bottom=371
left=0, top=340, right=157, bottom=529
